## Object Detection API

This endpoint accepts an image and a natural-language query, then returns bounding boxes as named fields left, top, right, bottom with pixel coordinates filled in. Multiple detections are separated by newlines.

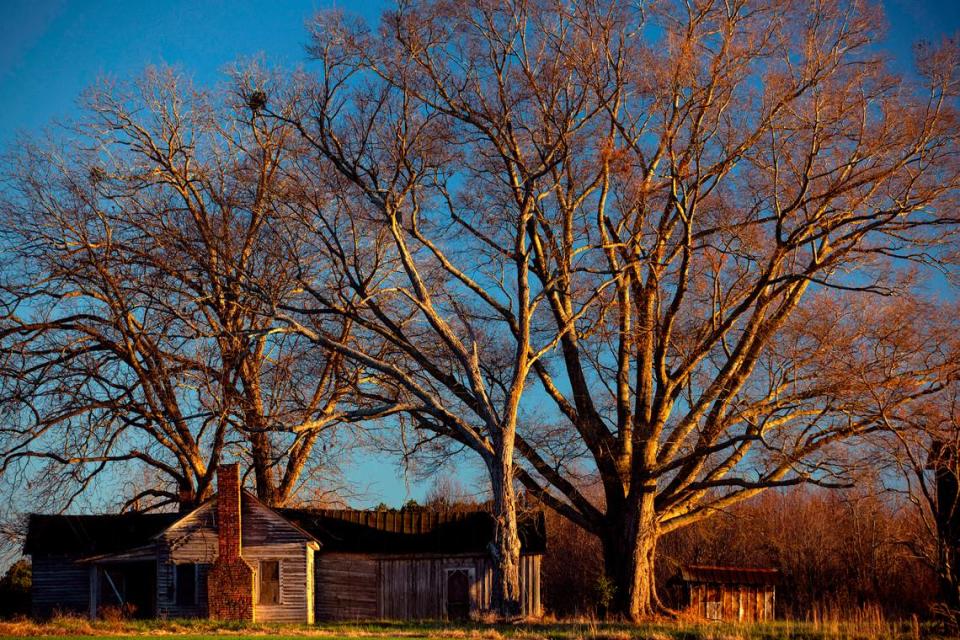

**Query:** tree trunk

left=488, top=450, right=523, bottom=619
left=250, top=430, right=283, bottom=507
left=602, top=491, right=661, bottom=621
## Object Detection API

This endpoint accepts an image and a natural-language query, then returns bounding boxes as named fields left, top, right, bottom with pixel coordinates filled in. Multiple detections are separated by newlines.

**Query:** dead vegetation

left=0, top=615, right=948, bottom=640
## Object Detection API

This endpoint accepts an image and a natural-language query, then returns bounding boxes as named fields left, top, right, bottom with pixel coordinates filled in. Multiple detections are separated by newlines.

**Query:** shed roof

left=25, top=508, right=546, bottom=557
left=671, top=564, right=781, bottom=586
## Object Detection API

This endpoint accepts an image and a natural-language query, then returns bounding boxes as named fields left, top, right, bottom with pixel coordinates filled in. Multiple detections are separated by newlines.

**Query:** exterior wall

left=31, top=555, right=90, bottom=618
left=686, top=583, right=775, bottom=621
left=156, top=490, right=315, bottom=622
left=244, top=542, right=314, bottom=623
left=315, top=552, right=543, bottom=621
left=315, top=554, right=378, bottom=620
left=156, top=551, right=211, bottom=618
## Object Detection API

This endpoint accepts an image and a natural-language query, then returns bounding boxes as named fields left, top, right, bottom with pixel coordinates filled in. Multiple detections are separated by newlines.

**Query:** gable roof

left=25, top=506, right=546, bottom=557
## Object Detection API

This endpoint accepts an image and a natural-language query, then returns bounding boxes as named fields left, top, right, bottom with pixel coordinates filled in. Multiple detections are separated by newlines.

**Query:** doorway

left=446, top=568, right=471, bottom=620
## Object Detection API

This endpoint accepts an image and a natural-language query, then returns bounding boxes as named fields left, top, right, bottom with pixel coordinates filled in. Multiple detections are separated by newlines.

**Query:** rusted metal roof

left=672, top=564, right=781, bottom=586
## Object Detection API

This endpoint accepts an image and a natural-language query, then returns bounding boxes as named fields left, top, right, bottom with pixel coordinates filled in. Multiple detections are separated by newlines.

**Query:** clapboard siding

left=31, top=555, right=89, bottom=618
left=315, top=552, right=543, bottom=621
left=155, top=542, right=211, bottom=618
left=155, top=491, right=315, bottom=622
left=243, top=543, right=312, bottom=623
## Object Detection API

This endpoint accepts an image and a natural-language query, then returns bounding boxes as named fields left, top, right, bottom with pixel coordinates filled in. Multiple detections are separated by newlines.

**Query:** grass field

left=0, top=617, right=948, bottom=640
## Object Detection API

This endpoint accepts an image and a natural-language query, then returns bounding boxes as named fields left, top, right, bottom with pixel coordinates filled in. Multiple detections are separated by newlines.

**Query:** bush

left=0, top=559, right=30, bottom=619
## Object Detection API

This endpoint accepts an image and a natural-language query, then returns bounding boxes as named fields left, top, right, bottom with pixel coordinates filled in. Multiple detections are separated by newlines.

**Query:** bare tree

left=0, top=67, right=358, bottom=511
left=290, top=0, right=960, bottom=619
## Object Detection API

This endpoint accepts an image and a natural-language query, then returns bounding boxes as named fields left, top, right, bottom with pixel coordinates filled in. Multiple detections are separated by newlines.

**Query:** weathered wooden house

left=25, top=464, right=545, bottom=622
left=668, top=565, right=780, bottom=622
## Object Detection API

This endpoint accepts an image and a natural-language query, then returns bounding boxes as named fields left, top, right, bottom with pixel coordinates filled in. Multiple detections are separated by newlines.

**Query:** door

left=446, top=569, right=471, bottom=620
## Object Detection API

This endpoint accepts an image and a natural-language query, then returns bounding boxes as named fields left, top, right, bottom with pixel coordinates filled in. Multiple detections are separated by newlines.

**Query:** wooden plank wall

left=314, top=554, right=379, bottom=620
left=31, top=555, right=90, bottom=618
left=315, top=553, right=542, bottom=621
left=686, top=584, right=775, bottom=621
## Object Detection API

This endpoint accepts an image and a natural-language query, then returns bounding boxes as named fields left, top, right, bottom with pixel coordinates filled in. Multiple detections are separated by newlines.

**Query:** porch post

left=88, top=566, right=98, bottom=620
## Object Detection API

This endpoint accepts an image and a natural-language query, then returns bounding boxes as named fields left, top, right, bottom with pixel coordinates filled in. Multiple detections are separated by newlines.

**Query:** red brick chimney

left=217, top=463, right=242, bottom=559
left=207, top=464, right=254, bottom=621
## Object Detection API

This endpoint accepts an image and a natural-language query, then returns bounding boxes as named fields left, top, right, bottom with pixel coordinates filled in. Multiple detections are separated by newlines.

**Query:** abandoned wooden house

left=24, top=464, right=545, bottom=622
left=668, top=565, right=780, bottom=622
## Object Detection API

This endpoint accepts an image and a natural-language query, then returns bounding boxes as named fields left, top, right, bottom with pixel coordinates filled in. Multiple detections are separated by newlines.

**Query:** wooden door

left=446, top=569, right=470, bottom=620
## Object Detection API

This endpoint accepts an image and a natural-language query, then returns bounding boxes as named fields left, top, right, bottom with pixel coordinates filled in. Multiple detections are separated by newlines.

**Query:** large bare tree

left=291, top=0, right=960, bottom=619
left=0, top=67, right=358, bottom=511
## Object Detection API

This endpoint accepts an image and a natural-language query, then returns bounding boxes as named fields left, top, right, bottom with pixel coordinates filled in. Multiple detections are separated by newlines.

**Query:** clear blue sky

left=0, top=0, right=958, bottom=510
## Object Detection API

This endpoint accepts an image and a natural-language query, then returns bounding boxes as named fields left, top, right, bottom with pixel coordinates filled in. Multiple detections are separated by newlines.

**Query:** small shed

left=669, top=564, right=780, bottom=622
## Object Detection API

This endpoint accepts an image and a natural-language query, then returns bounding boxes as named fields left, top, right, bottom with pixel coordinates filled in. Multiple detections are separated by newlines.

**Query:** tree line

left=2, top=0, right=960, bottom=621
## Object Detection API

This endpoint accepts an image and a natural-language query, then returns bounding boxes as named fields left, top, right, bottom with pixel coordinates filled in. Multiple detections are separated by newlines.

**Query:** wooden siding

left=245, top=542, right=313, bottom=623
left=686, top=584, right=775, bottom=621
left=156, top=548, right=211, bottom=618
left=31, top=555, right=90, bottom=618
left=315, top=553, right=542, bottom=621
left=155, top=492, right=315, bottom=622
left=315, top=554, right=379, bottom=620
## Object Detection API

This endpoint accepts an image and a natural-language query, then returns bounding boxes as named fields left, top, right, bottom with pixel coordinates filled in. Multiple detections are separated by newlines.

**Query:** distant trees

left=658, top=486, right=936, bottom=618
left=872, top=381, right=960, bottom=622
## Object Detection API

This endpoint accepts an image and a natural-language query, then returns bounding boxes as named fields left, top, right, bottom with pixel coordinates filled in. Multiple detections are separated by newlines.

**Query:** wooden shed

left=669, top=565, right=780, bottom=622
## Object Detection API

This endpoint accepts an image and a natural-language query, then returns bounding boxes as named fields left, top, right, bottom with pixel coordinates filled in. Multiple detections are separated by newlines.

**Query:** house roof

left=670, top=564, right=782, bottom=586
left=279, top=508, right=547, bottom=555
left=24, top=513, right=182, bottom=556
left=25, top=507, right=546, bottom=557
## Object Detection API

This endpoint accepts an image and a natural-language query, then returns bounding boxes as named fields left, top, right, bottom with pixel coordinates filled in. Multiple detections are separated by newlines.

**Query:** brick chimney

left=207, top=464, right=254, bottom=621
left=217, top=463, right=242, bottom=558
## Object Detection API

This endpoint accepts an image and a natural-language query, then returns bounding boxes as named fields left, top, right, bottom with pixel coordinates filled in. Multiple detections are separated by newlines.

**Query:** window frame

left=257, top=559, right=282, bottom=606
left=174, top=563, right=198, bottom=607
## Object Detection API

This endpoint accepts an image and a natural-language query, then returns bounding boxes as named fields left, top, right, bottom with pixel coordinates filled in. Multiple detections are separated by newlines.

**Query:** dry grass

left=0, top=615, right=949, bottom=640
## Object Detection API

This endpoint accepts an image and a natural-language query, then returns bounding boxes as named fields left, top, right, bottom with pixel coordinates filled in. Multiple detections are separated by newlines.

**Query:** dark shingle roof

left=671, top=564, right=782, bottom=586
left=24, top=513, right=181, bottom=556
left=25, top=508, right=547, bottom=557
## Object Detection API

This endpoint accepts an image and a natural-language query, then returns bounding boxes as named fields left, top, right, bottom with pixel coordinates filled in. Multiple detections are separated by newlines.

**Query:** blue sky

left=0, top=0, right=958, bottom=510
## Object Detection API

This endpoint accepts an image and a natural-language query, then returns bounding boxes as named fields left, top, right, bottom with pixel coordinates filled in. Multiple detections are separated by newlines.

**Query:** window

left=175, top=563, right=197, bottom=606
left=259, top=560, right=280, bottom=605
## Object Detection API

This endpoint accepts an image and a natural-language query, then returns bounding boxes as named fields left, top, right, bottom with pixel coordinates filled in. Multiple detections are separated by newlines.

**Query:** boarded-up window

left=259, top=560, right=280, bottom=605
left=175, top=564, right=197, bottom=606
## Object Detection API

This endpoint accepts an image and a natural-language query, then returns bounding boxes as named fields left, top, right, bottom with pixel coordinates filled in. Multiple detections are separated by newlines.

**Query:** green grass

left=0, top=617, right=948, bottom=640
